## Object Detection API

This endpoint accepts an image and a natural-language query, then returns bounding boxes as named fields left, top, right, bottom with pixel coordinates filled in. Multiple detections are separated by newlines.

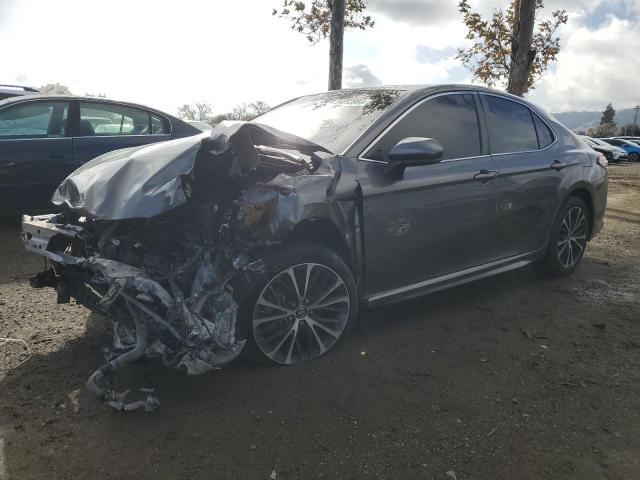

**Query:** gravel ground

left=1, top=163, right=639, bottom=480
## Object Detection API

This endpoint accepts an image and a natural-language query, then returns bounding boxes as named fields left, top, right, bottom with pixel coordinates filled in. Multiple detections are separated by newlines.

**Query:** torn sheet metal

left=52, top=121, right=331, bottom=220
left=23, top=120, right=342, bottom=411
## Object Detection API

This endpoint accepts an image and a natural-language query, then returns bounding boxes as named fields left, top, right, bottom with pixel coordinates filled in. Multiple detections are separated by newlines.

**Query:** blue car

left=0, top=95, right=200, bottom=214
left=601, top=138, right=640, bottom=162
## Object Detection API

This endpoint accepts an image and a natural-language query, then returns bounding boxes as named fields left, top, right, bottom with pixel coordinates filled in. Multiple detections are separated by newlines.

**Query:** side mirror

left=384, top=137, right=444, bottom=179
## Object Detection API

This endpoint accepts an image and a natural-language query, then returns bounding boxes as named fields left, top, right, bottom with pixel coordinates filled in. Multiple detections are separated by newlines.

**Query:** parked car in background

left=23, top=85, right=608, bottom=375
left=0, top=84, right=39, bottom=101
left=601, top=138, right=640, bottom=161
left=581, top=136, right=627, bottom=162
left=186, top=120, right=213, bottom=132
left=0, top=95, right=200, bottom=213
left=612, top=136, right=640, bottom=145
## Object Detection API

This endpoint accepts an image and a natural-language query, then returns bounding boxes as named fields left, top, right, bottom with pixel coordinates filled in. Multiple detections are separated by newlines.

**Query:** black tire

left=630, top=152, right=639, bottom=162
left=234, top=244, right=358, bottom=365
left=535, top=196, right=590, bottom=277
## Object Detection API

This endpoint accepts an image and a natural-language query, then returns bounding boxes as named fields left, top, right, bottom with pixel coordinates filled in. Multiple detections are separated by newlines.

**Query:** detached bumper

left=21, top=214, right=84, bottom=264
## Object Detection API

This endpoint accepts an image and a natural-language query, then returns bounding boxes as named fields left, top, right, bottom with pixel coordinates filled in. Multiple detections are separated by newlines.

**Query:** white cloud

left=0, top=0, right=637, bottom=116
left=528, top=16, right=640, bottom=112
left=344, top=64, right=382, bottom=87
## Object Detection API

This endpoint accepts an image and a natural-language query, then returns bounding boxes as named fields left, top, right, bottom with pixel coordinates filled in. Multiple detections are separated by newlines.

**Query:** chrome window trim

left=480, top=92, right=558, bottom=155
left=72, top=133, right=172, bottom=139
left=357, top=153, right=492, bottom=165
left=358, top=91, right=480, bottom=161
left=0, top=136, right=71, bottom=142
left=357, top=157, right=386, bottom=165
left=352, top=90, right=560, bottom=164
left=368, top=251, right=533, bottom=303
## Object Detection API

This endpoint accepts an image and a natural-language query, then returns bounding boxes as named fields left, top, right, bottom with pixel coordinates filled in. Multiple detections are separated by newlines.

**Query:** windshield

left=253, top=89, right=407, bottom=154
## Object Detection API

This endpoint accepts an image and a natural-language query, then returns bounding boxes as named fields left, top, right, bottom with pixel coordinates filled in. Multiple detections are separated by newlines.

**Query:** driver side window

left=364, top=93, right=482, bottom=162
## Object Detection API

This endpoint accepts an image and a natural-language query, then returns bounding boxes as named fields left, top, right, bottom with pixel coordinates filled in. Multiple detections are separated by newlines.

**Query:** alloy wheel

left=557, top=206, right=588, bottom=268
left=252, top=263, right=351, bottom=365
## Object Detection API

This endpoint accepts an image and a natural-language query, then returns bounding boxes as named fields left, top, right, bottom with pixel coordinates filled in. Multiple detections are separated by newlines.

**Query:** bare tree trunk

left=507, top=0, right=536, bottom=97
left=328, top=0, right=345, bottom=90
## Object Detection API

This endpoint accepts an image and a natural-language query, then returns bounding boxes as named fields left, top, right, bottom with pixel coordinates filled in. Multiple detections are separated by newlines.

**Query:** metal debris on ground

left=0, top=337, right=31, bottom=369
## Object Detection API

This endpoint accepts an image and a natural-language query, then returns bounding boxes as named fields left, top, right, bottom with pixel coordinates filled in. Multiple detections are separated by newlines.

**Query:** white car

left=0, top=84, right=39, bottom=101
left=586, top=136, right=628, bottom=162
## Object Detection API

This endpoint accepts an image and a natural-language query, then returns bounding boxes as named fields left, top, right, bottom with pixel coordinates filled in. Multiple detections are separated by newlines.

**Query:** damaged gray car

left=21, top=85, right=607, bottom=410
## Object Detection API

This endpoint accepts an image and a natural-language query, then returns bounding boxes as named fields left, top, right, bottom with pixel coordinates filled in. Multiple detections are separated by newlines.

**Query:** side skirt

left=365, top=250, right=544, bottom=307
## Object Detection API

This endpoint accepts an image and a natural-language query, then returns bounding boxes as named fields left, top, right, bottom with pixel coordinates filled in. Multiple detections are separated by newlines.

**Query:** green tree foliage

left=600, top=103, right=616, bottom=127
left=177, top=102, right=214, bottom=122
left=39, top=83, right=72, bottom=95
left=230, top=101, right=271, bottom=121
left=272, top=0, right=374, bottom=44
left=585, top=105, right=617, bottom=137
left=457, top=0, right=567, bottom=96
left=177, top=101, right=271, bottom=125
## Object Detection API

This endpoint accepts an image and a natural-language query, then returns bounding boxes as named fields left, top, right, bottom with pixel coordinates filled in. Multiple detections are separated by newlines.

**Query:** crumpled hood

left=52, top=121, right=330, bottom=220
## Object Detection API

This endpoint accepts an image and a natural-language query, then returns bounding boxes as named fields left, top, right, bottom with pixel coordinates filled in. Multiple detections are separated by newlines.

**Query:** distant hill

left=552, top=107, right=639, bottom=132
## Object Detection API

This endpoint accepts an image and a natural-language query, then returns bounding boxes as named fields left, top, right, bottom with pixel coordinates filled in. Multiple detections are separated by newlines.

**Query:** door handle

left=49, top=153, right=65, bottom=160
left=473, top=169, right=499, bottom=182
left=551, top=160, right=567, bottom=170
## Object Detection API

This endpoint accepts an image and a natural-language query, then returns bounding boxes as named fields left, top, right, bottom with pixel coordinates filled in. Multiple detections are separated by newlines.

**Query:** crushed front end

left=21, top=121, right=338, bottom=411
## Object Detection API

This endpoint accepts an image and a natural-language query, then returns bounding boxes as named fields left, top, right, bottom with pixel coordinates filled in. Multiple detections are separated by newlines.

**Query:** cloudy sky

left=1, top=0, right=638, bottom=115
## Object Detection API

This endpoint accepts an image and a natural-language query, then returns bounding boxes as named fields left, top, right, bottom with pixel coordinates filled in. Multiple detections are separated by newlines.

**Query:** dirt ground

left=1, top=164, right=639, bottom=480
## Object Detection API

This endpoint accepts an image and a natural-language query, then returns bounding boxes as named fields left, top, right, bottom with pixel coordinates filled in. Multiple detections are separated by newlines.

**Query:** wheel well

left=287, top=219, right=353, bottom=269
left=570, top=188, right=594, bottom=238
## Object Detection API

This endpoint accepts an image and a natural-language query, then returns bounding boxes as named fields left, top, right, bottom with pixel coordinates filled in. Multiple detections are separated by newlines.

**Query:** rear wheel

left=235, top=244, right=358, bottom=365
left=535, top=196, right=590, bottom=277
left=630, top=152, right=639, bottom=162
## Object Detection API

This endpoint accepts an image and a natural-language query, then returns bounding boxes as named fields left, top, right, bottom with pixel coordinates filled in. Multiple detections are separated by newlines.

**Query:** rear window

left=79, top=102, right=170, bottom=136
left=533, top=114, right=554, bottom=148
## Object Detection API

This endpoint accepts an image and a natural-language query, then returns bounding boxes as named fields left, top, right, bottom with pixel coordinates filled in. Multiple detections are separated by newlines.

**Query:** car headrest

left=77, top=119, right=95, bottom=136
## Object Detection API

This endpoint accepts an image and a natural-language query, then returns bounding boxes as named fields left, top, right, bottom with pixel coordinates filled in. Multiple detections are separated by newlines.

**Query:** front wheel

left=535, top=196, right=590, bottom=277
left=630, top=152, right=639, bottom=162
left=235, top=244, right=358, bottom=365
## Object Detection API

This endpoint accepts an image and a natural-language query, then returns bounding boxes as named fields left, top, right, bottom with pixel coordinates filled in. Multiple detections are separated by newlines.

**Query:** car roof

left=0, top=84, right=39, bottom=95
left=0, top=94, right=168, bottom=115
left=303, top=84, right=535, bottom=101
left=0, top=94, right=183, bottom=120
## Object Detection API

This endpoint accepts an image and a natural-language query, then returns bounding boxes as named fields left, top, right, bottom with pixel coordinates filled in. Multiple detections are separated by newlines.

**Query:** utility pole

left=633, top=105, right=639, bottom=135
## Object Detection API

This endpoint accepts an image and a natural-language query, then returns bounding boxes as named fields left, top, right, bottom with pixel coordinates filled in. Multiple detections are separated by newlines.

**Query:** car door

left=0, top=99, right=72, bottom=212
left=71, top=101, right=172, bottom=166
left=480, top=94, right=564, bottom=257
left=358, top=92, right=505, bottom=296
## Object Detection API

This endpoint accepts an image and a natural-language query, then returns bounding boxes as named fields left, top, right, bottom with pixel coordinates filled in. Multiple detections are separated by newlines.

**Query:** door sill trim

left=367, top=251, right=537, bottom=306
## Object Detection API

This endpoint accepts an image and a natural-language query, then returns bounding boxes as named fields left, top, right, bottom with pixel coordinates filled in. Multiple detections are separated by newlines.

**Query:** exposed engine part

left=22, top=121, right=339, bottom=411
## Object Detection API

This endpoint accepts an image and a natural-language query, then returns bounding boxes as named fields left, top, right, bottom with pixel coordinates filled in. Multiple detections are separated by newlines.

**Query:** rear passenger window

left=484, top=96, right=538, bottom=154
left=151, top=114, right=170, bottom=134
left=78, top=103, right=169, bottom=136
left=533, top=114, right=554, bottom=148
left=365, top=93, right=481, bottom=161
